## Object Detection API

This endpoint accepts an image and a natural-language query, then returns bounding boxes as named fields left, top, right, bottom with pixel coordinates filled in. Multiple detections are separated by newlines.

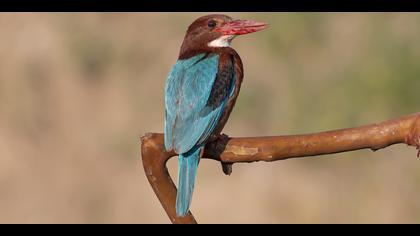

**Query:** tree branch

left=140, top=112, right=420, bottom=224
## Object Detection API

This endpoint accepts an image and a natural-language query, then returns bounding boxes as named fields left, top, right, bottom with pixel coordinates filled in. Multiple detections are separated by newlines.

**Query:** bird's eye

left=208, top=20, right=216, bottom=28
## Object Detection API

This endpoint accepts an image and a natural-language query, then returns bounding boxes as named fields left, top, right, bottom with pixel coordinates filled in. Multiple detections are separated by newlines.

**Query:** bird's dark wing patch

left=206, top=58, right=234, bottom=108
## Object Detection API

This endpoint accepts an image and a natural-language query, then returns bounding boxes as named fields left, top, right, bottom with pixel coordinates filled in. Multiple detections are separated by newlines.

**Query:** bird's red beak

left=215, top=19, right=269, bottom=35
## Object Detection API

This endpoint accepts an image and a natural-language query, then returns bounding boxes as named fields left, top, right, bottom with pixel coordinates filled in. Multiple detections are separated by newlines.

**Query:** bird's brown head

left=179, top=14, right=269, bottom=59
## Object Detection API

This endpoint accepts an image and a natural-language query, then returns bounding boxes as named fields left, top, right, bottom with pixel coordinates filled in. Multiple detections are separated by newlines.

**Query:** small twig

left=141, top=112, right=420, bottom=224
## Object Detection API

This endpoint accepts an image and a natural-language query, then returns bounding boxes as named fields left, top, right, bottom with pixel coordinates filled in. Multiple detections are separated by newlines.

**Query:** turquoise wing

left=164, top=53, right=226, bottom=154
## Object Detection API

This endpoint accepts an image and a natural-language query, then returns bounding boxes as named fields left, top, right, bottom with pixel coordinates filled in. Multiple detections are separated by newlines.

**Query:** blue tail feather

left=176, top=145, right=203, bottom=216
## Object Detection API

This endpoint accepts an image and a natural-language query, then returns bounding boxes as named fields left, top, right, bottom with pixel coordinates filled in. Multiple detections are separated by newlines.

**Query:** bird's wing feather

left=164, top=53, right=228, bottom=153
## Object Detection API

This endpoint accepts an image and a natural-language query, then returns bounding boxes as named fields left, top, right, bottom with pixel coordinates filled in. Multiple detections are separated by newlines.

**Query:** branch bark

left=141, top=112, right=420, bottom=224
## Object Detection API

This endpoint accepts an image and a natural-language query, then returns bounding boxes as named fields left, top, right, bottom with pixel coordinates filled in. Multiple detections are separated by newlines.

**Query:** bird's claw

left=209, top=133, right=230, bottom=144
left=221, top=163, right=233, bottom=176
left=208, top=134, right=232, bottom=175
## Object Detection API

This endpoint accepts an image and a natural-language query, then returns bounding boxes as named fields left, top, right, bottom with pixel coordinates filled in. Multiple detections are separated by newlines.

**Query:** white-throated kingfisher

left=164, top=14, right=268, bottom=216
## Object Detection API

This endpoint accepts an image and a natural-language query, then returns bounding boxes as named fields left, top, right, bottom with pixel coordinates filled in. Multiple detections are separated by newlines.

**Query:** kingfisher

left=164, top=14, right=268, bottom=216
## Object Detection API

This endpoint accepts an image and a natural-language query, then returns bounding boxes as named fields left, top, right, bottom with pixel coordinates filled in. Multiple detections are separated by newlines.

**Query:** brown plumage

left=179, top=14, right=234, bottom=60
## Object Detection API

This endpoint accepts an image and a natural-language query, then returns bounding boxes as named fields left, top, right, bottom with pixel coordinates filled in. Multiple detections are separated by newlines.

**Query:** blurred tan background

left=0, top=13, right=419, bottom=223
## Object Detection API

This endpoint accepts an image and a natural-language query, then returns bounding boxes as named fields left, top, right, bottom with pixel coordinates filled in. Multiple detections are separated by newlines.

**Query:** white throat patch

left=208, top=35, right=235, bottom=48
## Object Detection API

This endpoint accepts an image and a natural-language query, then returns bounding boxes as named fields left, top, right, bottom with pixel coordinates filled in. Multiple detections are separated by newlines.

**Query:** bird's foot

left=221, top=163, right=233, bottom=176
left=208, top=133, right=230, bottom=144
left=208, top=133, right=233, bottom=175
